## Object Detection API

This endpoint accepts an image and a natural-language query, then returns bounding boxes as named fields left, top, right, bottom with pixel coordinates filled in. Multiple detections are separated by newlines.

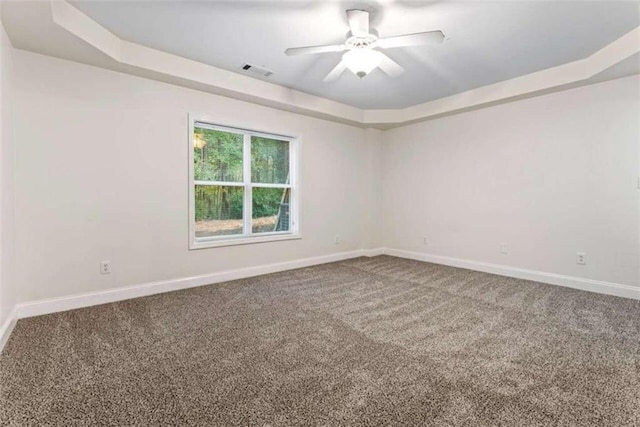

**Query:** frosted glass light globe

left=342, top=49, right=383, bottom=78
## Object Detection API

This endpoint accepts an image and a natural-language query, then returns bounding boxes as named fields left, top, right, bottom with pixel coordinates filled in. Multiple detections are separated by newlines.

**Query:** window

left=189, top=118, right=299, bottom=249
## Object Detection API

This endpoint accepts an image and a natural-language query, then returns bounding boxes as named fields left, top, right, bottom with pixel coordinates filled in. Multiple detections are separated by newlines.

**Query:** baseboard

left=383, top=248, right=639, bottom=300
left=361, top=247, right=385, bottom=257
left=14, top=246, right=638, bottom=322
left=16, top=248, right=381, bottom=319
left=0, top=306, right=17, bottom=354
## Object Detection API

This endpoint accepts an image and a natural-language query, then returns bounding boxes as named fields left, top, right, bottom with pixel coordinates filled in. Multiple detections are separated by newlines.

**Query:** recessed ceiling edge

left=49, top=0, right=640, bottom=130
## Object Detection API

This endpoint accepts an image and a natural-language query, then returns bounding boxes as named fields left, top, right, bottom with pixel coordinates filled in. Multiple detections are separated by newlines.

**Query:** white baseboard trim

left=16, top=249, right=380, bottom=319
left=362, top=247, right=385, bottom=257
left=12, top=246, right=638, bottom=323
left=0, top=306, right=17, bottom=354
left=383, top=248, right=640, bottom=300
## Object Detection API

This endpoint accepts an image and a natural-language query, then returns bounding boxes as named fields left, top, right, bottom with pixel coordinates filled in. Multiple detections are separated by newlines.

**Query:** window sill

left=190, top=233, right=301, bottom=250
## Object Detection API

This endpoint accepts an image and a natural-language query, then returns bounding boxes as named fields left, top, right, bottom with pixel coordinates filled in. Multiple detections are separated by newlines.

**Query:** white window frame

left=188, top=115, right=301, bottom=249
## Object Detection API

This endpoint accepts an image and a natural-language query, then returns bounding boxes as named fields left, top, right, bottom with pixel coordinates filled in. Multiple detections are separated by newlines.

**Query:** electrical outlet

left=334, top=235, right=340, bottom=245
left=577, top=252, right=586, bottom=265
left=100, top=261, right=111, bottom=274
left=499, top=244, right=508, bottom=254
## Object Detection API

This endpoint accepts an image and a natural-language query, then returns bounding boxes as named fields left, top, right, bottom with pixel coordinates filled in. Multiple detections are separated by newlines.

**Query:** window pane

left=251, top=136, right=289, bottom=184
left=252, top=187, right=290, bottom=233
left=194, top=125, right=243, bottom=182
left=195, top=185, right=243, bottom=238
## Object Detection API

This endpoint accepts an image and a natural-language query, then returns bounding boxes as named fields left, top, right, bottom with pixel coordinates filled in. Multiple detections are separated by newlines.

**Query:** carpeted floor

left=0, top=255, right=638, bottom=426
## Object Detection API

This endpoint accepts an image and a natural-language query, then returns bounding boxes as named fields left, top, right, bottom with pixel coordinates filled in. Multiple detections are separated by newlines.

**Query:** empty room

left=0, top=0, right=638, bottom=425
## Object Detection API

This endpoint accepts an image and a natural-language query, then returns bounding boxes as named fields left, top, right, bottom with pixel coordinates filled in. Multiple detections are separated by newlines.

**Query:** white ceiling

left=56, top=0, right=640, bottom=109
left=1, top=0, right=638, bottom=118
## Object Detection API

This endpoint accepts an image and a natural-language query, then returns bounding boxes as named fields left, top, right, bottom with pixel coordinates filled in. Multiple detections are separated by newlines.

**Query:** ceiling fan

left=285, top=9, right=444, bottom=82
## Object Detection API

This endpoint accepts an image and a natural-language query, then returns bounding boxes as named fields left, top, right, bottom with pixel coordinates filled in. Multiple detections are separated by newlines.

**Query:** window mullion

left=290, top=140, right=296, bottom=230
left=243, top=133, right=252, bottom=236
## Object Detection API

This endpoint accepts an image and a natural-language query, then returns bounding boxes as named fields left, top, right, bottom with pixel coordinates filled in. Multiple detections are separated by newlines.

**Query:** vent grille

left=240, top=63, right=274, bottom=77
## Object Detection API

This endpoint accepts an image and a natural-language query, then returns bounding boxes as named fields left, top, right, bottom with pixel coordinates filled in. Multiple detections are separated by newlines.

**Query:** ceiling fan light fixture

left=285, top=9, right=443, bottom=82
left=342, top=49, right=382, bottom=78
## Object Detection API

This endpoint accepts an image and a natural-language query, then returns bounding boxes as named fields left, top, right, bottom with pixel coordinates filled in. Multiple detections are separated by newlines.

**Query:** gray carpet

left=1, top=255, right=638, bottom=426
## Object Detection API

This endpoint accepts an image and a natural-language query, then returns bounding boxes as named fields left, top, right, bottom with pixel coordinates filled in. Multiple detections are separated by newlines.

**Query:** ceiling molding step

left=365, top=26, right=640, bottom=126
left=50, top=0, right=639, bottom=129
left=51, top=0, right=121, bottom=61
left=50, top=0, right=366, bottom=127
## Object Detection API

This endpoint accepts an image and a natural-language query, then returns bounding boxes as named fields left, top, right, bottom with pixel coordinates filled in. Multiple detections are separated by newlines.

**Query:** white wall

left=361, top=128, right=383, bottom=250
left=10, top=48, right=640, bottom=306
left=0, top=18, right=16, bottom=328
left=382, top=75, right=640, bottom=287
left=13, top=51, right=380, bottom=302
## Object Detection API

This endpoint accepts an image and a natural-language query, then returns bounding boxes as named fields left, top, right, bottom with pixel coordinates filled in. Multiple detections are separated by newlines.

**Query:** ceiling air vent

left=240, top=63, right=274, bottom=78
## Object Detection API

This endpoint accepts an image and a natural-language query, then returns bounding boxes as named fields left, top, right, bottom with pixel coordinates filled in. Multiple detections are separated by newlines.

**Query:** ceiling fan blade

left=377, top=53, right=404, bottom=77
left=323, top=61, right=347, bottom=82
left=377, top=31, right=445, bottom=49
left=346, top=9, right=369, bottom=37
left=285, top=44, right=346, bottom=56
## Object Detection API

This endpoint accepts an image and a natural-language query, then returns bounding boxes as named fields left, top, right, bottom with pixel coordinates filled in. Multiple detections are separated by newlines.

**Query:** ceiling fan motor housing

left=345, top=33, right=378, bottom=49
